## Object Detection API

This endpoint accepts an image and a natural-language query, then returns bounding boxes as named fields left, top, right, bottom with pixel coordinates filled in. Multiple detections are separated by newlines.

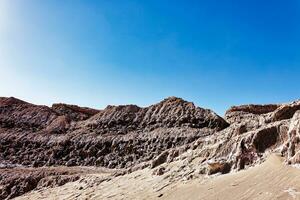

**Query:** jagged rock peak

left=159, top=96, right=186, bottom=103
left=0, top=97, right=29, bottom=106
left=271, top=100, right=300, bottom=122
left=52, top=103, right=100, bottom=121
left=226, top=104, right=279, bottom=115
left=85, top=96, right=229, bottom=131
left=0, top=97, right=57, bottom=130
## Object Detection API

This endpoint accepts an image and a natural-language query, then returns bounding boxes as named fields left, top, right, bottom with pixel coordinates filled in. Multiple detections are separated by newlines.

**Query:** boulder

left=151, top=151, right=169, bottom=169
left=207, top=162, right=231, bottom=175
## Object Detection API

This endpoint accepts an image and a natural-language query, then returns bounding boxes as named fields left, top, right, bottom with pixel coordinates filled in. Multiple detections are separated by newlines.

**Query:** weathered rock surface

left=0, top=167, right=84, bottom=200
left=84, top=97, right=228, bottom=133
left=2, top=96, right=300, bottom=199
left=194, top=100, right=300, bottom=174
left=0, top=97, right=57, bottom=130
left=285, top=110, right=300, bottom=164
left=51, top=103, right=99, bottom=121
left=0, top=97, right=228, bottom=170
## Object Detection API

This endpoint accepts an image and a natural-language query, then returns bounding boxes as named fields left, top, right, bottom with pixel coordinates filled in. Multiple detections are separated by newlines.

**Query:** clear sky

left=0, top=0, right=300, bottom=115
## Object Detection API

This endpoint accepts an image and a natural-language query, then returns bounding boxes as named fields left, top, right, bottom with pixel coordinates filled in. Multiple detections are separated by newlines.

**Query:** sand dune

left=162, top=154, right=300, bottom=200
left=15, top=154, right=300, bottom=200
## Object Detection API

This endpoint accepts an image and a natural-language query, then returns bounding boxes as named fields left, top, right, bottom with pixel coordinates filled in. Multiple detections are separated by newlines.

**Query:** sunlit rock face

left=201, top=100, right=300, bottom=173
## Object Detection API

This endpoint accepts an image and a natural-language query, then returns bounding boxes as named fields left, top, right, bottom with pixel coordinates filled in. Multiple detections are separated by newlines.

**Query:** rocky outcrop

left=190, top=100, right=300, bottom=174
left=224, top=104, right=277, bottom=132
left=252, top=125, right=279, bottom=153
left=0, top=97, right=228, bottom=170
left=151, top=151, right=169, bottom=169
left=2, top=96, right=300, bottom=198
left=284, top=110, right=300, bottom=164
left=271, top=101, right=300, bottom=122
left=207, top=162, right=231, bottom=175
left=226, top=104, right=279, bottom=116
left=0, top=97, right=57, bottom=130
left=2, top=97, right=300, bottom=182
left=52, top=103, right=99, bottom=121
left=84, top=97, right=228, bottom=134
left=0, top=167, right=81, bottom=200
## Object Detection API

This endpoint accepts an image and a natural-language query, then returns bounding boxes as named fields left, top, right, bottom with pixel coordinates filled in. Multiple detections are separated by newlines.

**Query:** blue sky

left=0, top=0, right=300, bottom=115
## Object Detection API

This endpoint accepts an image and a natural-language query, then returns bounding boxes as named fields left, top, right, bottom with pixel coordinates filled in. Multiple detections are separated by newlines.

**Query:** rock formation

left=1, top=96, right=300, bottom=199
left=0, top=96, right=228, bottom=170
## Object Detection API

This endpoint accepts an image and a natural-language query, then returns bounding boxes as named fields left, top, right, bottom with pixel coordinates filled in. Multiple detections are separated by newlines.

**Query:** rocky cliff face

left=0, top=96, right=228, bottom=170
left=2, top=96, right=300, bottom=199
left=191, top=100, right=300, bottom=174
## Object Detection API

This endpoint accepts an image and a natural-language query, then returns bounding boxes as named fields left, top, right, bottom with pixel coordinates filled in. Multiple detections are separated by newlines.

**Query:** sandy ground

left=162, top=154, right=300, bottom=200
left=15, top=154, right=300, bottom=200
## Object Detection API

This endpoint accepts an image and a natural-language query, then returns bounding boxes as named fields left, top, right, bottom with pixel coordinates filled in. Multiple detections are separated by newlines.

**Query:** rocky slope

left=1, top=96, right=300, bottom=199
left=0, top=97, right=227, bottom=169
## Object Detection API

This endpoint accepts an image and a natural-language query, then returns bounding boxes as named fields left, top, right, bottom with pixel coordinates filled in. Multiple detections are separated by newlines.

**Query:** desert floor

left=15, top=154, right=300, bottom=200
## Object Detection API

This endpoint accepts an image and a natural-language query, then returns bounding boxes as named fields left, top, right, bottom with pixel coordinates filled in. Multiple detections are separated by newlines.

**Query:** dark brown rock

left=85, top=97, right=229, bottom=133
left=0, top=96, right=227, bottom=170
left=0, top=97, right=57, bottom=130
left=252, top=126, right=279, bottom=153
left=52, top=103, right=99, bottom=121
left=271, top=101, right=300, bottom=122
left=207, top=162, right=231, bottom=175
left=151, top=151, right=169, bottom=169
left=226, top=104, right=279, bottom=115
left=0, top=167, right=82, bottom=200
